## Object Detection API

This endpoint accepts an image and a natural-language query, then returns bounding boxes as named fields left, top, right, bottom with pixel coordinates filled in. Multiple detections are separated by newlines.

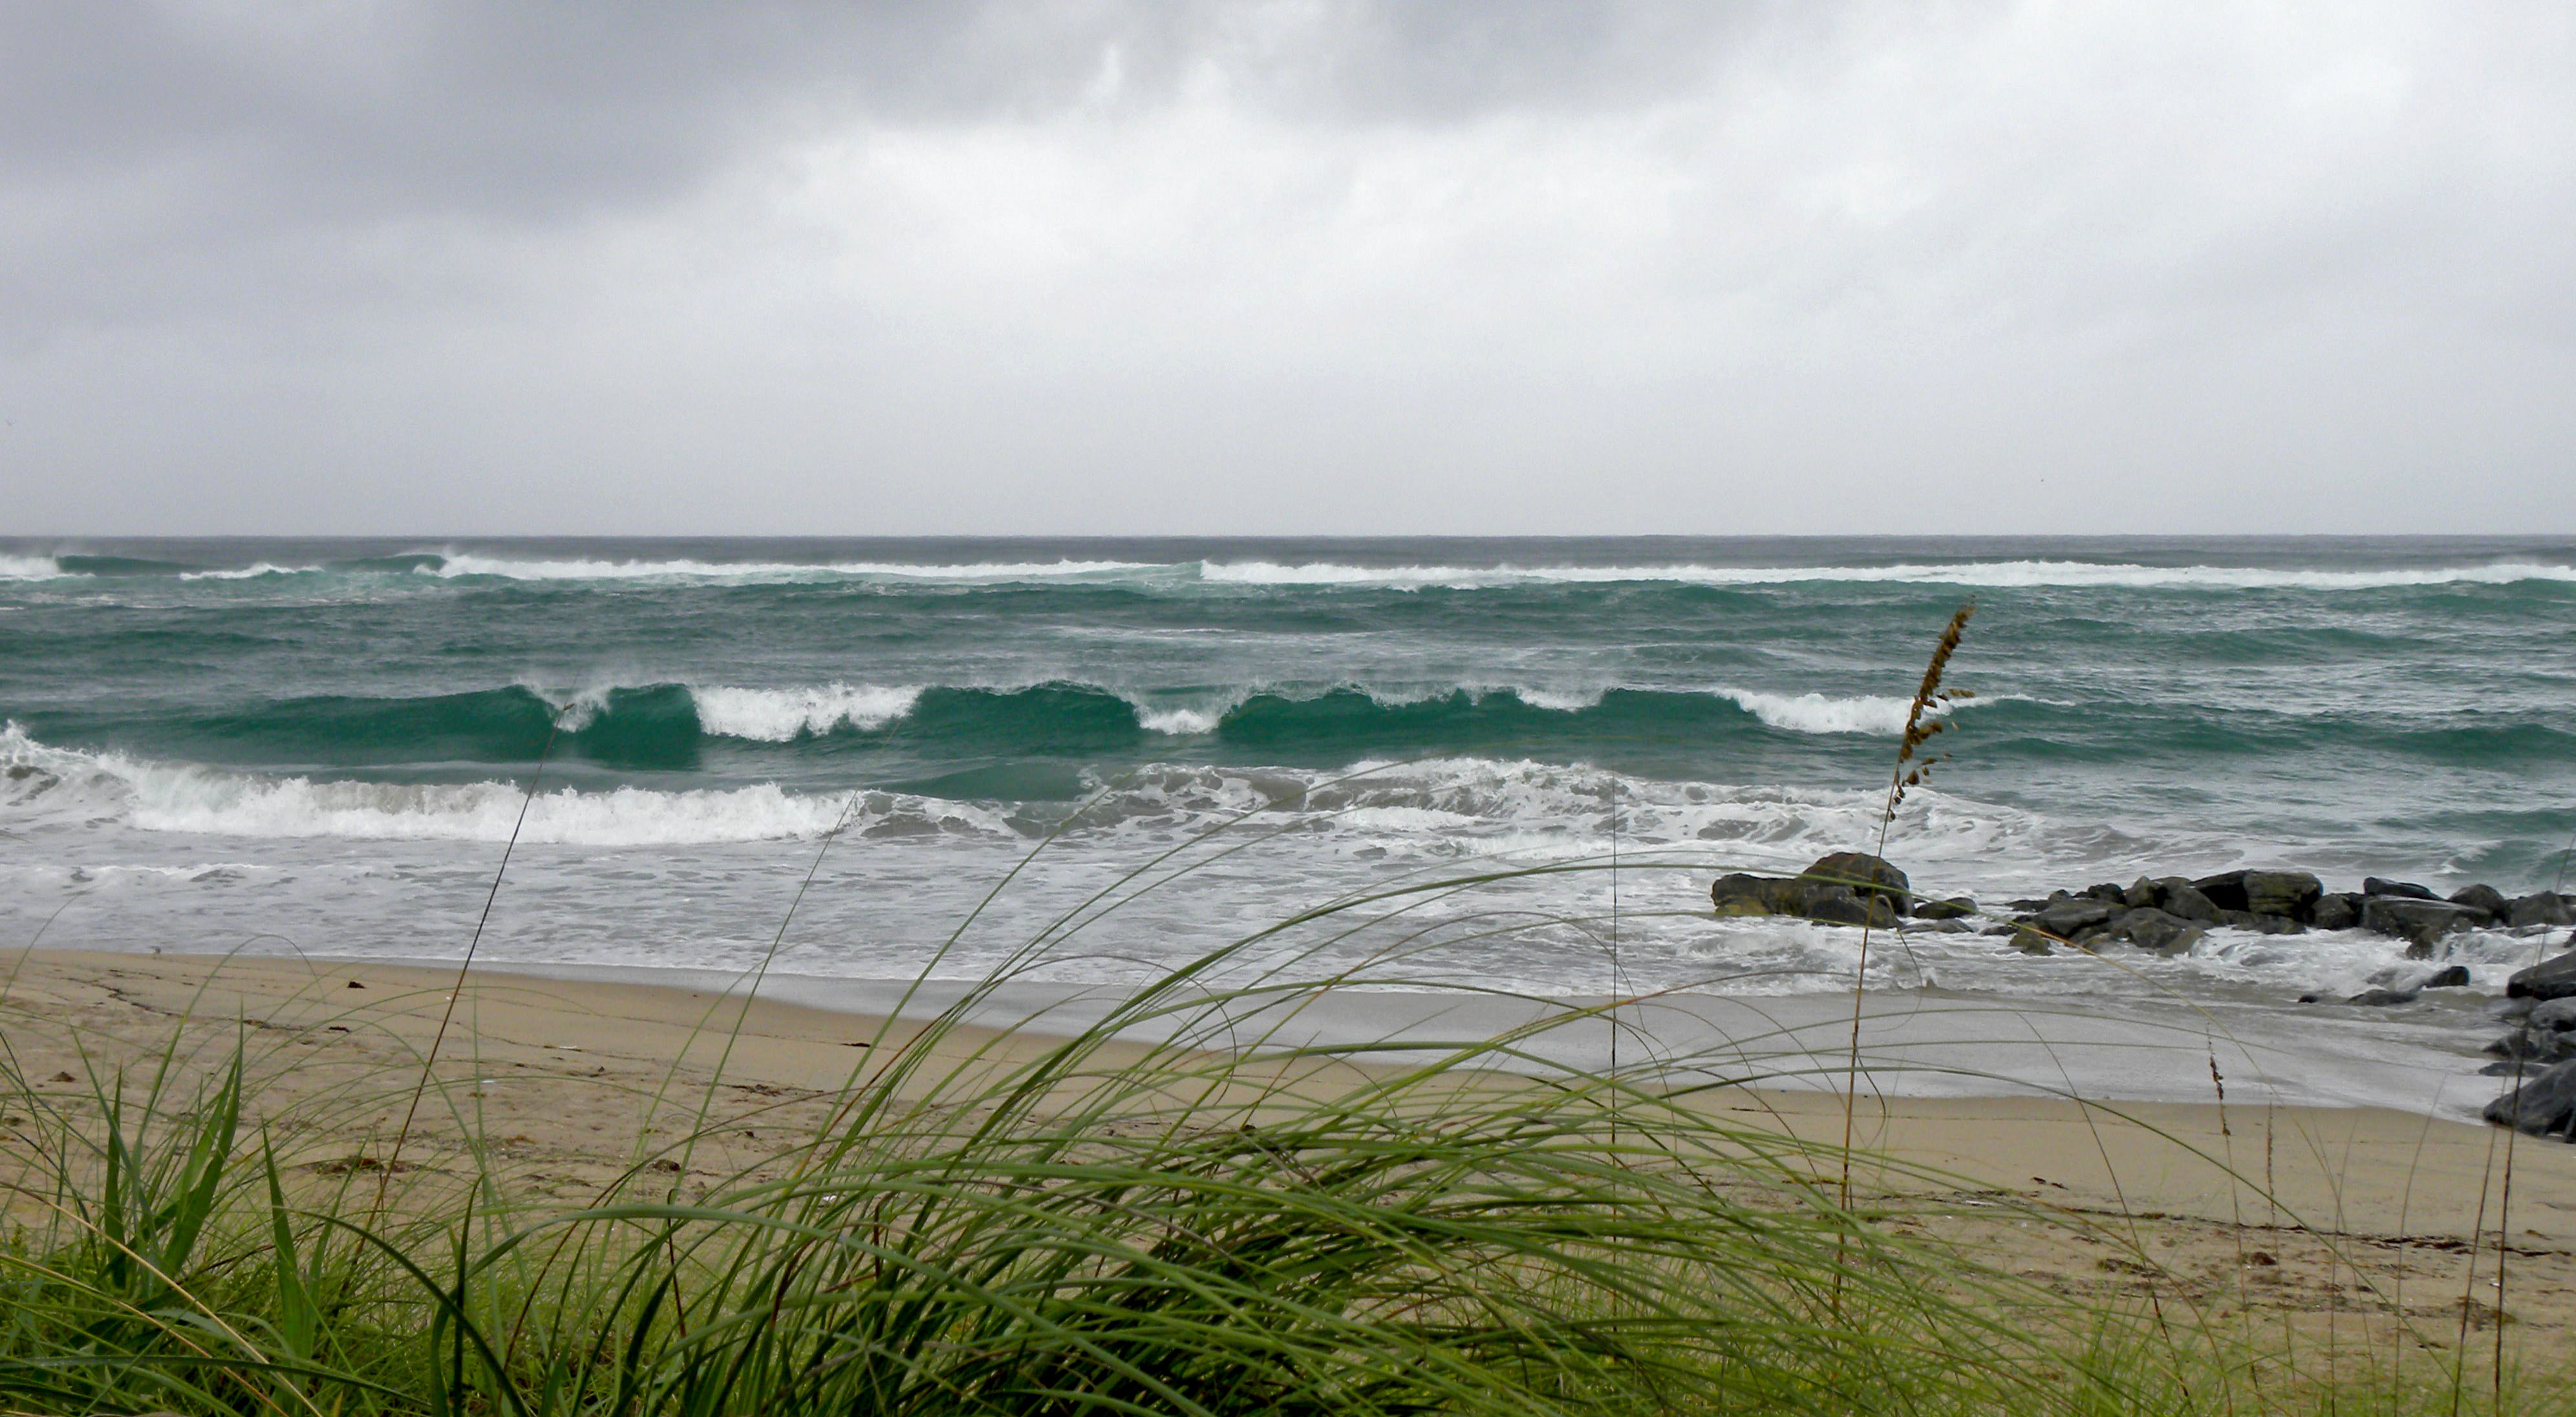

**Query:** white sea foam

left=432, top=553, right=1156, bottom=584
left=177, top=562, right=312, bottom=580
left=690, top=684, right=923, bottom=740
left=1196, top=559, right=2576, bottom=591
left=1136, top=705, right=1225, bottom=735
left=1721, top=689, right=1920, bottom=736
left=0, top=555, right=65, bottom=579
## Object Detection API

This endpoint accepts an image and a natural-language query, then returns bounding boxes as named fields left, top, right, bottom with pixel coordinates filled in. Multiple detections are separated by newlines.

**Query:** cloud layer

left=5, top=1, right=2571, bottom=533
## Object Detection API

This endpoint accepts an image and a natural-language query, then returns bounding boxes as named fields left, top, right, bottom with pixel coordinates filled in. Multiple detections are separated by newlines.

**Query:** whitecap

left=691, top=683, right=924, bottom=740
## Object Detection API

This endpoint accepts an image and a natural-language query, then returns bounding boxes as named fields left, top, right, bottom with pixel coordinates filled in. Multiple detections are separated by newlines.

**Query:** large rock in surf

left=2486, top=1060, right=2576, bottom=1139
left=2146, top=878, right=2221, bottom=923
left=2308, top=892, right=2362, bottom=931
left=2022, top=897, right=2120, bottom=943
left=2193, top=869, right=2323, bottom=921
left=2104, top=908, right=2205, bottom=956
left=2451, top=884, right=2511, bottom=921
left=1799, top=851, right=1910, bottom=908
left=1710, top=855, right=1905, bottom=930
left=2509, top=951, right=2576, bottom=1001
left=2363, top=877, right=2438, bottom=901
left=2509, top=892, right=2576, bottom=929
left=2361, top=897, right=2481, bottom=956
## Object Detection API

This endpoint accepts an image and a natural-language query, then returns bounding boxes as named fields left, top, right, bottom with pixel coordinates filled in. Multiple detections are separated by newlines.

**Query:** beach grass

left=0, top=938, right=2564, bottom=1417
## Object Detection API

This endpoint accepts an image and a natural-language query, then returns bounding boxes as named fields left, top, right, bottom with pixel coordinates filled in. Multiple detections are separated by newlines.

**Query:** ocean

left=5, top=537, right=2573, bottom=1105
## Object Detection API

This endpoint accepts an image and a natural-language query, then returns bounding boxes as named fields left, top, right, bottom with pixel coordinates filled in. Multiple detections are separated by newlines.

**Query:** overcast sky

left=3, top=1, right=2571, bottom=536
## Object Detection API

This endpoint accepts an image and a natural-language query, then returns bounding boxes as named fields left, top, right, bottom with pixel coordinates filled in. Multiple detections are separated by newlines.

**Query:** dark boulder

left=2451, top=884, right=2511, bottom=919
left=2510, top=892, right=2576, bottom=929
left=2345, top=988, right=2419, bottom=1007
left=1799, top=852, right=1909, bottom=909
left=2218, top=910, right=2302, bottom=935
left=1712, top=873, right=1793, bottom=917
left=2530, top=996, right=2576, bottom=1031
left=2009, top=925, right=2055, bottom=955
left=2485, top=1060, right=2576, bottom=1139
left=2023, top=899, right=2120, bottom=943
left=2246, top=871, right=2324, bottom=921
left=2363, top=877, right=2438, bottom=900
left=2123, top=877, right=2159, bottom=910
left=2361, top=897, right=2481, bottom=956
left=2082, top=882, right=2128, bottom=903
left=1912, top=895, right=1977, bottom=921
left=2421, top=964, right=2473, bottom=988
left=1712, top=871, right=1900, bottom=928
left=1790, top=882, right=1901, bottom=929
left=2309, top=892, right=2362, bottom=931
left=2508, top=951, right=2576, bottom=1001
left=2106, top=908, right=2206, bottom=956
left=2154, top=879, right=2222, bottom=923
left=2192, top=871, right=2253, bottom=912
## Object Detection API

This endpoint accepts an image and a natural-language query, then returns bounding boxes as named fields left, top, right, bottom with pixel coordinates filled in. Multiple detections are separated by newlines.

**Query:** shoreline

left=14, top=944, right=2576, bottom=1333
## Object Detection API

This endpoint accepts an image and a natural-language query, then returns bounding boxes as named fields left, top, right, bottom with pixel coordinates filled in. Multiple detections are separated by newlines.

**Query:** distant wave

left=0, top=680, right=1949, bottom=780
left=1194, top=559, right=2576, bottom=591
left=430, top=553, right=1159, bottom=583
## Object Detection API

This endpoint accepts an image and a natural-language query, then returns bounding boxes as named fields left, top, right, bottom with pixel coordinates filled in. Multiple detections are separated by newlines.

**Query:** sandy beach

left=5, top=945, right=2575, bottom=1343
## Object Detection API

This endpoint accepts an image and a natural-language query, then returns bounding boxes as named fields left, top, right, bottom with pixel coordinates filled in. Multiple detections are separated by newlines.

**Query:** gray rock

left=2191, top=871, right=2255, bottom=912
left=1790, top=882, right=1900, bottom=929
left=2009, top=924, right=2055, bottom=955
left=1712, top=873, right=1793, bottom=917
left=2246, top=871, right=2324, bottom=921
left=2490, top=996, right=2538, bottom=1020
left=2485, top=1060, right=2576, bottom=1138
left=1912, top=895, right=1977, bottom=921
left=2509, top=951, right=2576, bottom=1001
left=2510, top=892, right=2576, bottom=929
left=2218, top=909, right=2302, bottom=935
left=2345, top=988, right=2420, bottom=1007
left=2530, top=997, right=2576, bottom=1031
left=2106, top=908, right=2206, bottom=956
left=2361, top=897, right=2481, bottom=956
left=2308, top=892, right=2361, bottom=931
left=1799, top=851, right=1909, bottom=909
left=2421, top=964, right=2472, bottom=988
left=2082, top=881, right=2129, bottom=903
left=2155, top=879, right=2222, bottom=923
left=2452, top=884, right=2511, bottom=919
left=2364, top=877, right=2438, bottom=900
left=2123, top=876, right=2159, bottom=910
left=1907, top=918, right=1976, bottom=933
left=2023, top=899, right=2120, bottom=942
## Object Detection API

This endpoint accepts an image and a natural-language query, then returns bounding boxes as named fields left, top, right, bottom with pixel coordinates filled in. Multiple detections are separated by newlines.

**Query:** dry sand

left=6, top=946, right=2574, bottom=1345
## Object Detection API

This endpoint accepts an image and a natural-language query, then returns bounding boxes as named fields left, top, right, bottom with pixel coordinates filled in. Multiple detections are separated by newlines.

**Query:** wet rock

left=2508, top=951, right=2576, bottom=1001
left=2488, top=1028, right=2576, bottom=1061
left=1799, top=851, right=1909, bottom=910
left=2421, top=964, right=2473, bottom=988
left=2010, top=925, right=2055, bottom=955
left=2218, top=909, right=2302, bottom=935
left=1907, top=918, right=1976, bottom=933
left=2491, top=996, right=2538, bottom=1021
left=1912, top=895, right=1977, bottom=921
left=2530, top=997, right=2576, bottom=1031
left=2192, top=871, right=2254, bottom=913
left=1711, top=873, right=1793, bottom=917
left=2023, top=899, right=2120, bottom=941
left=2361, top=897, right=2481, bottom=956
left=1791, top=882, right=1900, bottom=929
left=2364, top=877, right=2439, bottom=901
left=2154, top=879, right=2222, bottom=924
left=2308, top=892, right=2361, bottom=931
left=2247, top=871, right=2324, bottom=921
left=2510, top=892, right=2576, bottom=929
left=2106, top=908, right=2206, bottom=956
left=2451, top=884, right=2511, bottom=919
left=2346, top=988, right=2420, bottom=1007
left=2485, top=1060, right=2576, bottom=1139
left=2082, top=882, right=2129, bottom=903
left=2124, top=877, right=2160, bottom=910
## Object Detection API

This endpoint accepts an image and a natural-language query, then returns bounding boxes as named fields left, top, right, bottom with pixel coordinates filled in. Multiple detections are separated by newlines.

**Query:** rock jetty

left=1714, top=855, right=2576, bottom=1138
left=1710, top=854, right=2573, bottom=959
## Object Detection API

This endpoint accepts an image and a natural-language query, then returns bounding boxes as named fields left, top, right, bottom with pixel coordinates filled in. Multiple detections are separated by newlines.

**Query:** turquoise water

left=4, top=537, right=2573, bottom=1028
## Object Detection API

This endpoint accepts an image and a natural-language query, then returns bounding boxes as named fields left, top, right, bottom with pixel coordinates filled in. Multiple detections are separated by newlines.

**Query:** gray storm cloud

left=1, top=1, right=2570, bottom=533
